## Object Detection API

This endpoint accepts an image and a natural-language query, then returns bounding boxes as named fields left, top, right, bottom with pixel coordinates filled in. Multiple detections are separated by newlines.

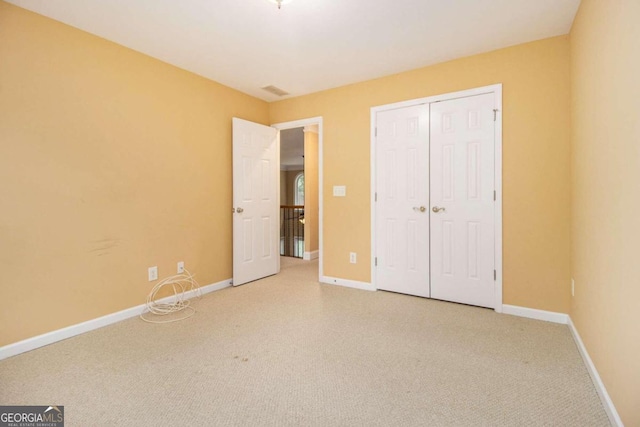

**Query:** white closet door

left=429, top=93, right=496, bottom=308
left=375, top=105, right=430, bottom=297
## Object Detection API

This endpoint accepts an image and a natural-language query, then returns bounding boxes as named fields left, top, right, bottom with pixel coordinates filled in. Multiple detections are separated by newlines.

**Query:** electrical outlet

left=350, top=252, right=357, bottom=264
left=177, top=261, right=185, bottom=274
left=571, top=278, right=575, bottom=297
left=148, top=266, right=158, bottom=282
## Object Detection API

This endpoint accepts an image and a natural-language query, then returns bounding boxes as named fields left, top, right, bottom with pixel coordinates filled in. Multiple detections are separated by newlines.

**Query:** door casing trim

left=370, top=84, right=503, bottom=312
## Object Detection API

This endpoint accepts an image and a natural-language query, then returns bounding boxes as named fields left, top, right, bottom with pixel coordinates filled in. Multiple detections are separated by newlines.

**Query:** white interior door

left=430, top=93, right=496, bottom=308
left=375, top=105, right=430, bottom=297
left=232, top=118, right=279, bottom=286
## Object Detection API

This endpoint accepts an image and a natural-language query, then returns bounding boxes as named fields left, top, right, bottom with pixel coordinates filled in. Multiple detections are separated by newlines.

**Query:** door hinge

left=375, top=257, right=378, bottom=266
left=494, top=190, right=496, bottom=201
left=494, top=270, right=497, bottom=281
left=375, top=192, right=377, bottom=202
left=493, top=109, right=499, bottom=121
left=375, top=127, right=378, bottom=137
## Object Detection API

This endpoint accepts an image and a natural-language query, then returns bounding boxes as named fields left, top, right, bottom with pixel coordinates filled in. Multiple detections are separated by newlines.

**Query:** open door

left=232, top=118, right=279, bottom=286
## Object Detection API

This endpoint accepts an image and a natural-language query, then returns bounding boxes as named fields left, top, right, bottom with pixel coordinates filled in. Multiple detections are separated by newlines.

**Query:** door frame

left=271, top=117, right=324, bottom=280
left=370, top=84, right=503, bottom=313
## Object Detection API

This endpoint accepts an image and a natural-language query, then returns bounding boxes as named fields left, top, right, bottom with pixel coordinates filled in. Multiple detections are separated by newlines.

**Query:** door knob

left=236, top=207, right=244, bottom=213
left=432, top=206, right=445, bottom=213
left=412, top=206, right=426, bottom=212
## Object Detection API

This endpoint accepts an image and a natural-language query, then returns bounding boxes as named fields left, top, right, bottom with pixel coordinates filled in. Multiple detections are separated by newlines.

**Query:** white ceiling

left=6, top=0, right=581, bottom=101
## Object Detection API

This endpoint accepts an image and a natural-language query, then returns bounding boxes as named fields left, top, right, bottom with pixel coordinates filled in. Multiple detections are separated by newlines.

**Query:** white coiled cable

left=140, top=268, right=202, bottom=324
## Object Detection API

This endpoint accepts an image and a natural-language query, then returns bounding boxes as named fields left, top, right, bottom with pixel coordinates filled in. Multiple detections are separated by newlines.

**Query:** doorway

left=279, top=126, right=319, bottom=261
left=279, top=127, right=306, bottom=258
left=371, top=85, right=503, bottom=311
left=231, top=117, right=323, bottom=286
left=274, top=118, right=322, bottom=280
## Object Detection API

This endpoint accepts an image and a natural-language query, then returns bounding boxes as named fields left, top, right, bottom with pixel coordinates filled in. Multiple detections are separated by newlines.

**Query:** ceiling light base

left=268, top=0, right=292, bottom=10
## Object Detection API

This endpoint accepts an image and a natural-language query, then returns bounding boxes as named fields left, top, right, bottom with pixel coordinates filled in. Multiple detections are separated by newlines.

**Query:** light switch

left=333, top=185, right=346, bottom=197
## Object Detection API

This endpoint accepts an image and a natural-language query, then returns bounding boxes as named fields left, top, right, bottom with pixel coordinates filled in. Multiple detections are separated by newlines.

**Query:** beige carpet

left=0, top=258, right=610, bottom=426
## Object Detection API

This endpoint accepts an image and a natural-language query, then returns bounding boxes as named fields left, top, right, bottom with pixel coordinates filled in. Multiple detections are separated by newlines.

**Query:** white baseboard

left=303, top=250, right=319, bottom=261
left=0, top=278, right=232, bottom=361
left=568, top=317, right=623, bottom=427
left=320, top=275, right=375, bottom=292
left=188, top=278, right=232, bottom=297
left=502, top=304, right=569, bottom=324
left=503, top=305, right=622, bottom=425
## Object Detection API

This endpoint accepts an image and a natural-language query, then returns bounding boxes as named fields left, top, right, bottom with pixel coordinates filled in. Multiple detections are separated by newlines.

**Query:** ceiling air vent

left=261, top=85, right=289, bottom=97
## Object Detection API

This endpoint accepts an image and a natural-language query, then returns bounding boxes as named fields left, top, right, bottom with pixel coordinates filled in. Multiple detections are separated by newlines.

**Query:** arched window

left=294, top=172, right=304, bottom=205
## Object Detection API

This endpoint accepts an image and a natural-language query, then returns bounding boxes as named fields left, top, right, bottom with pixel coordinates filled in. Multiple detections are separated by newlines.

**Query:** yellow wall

left=270, top=36, right=572, bottom=313
left=570, top=1, right=640, bottom=424
left=303, top=128, right=319, bottom=253
left=0, top=2, right=269, bottom=346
